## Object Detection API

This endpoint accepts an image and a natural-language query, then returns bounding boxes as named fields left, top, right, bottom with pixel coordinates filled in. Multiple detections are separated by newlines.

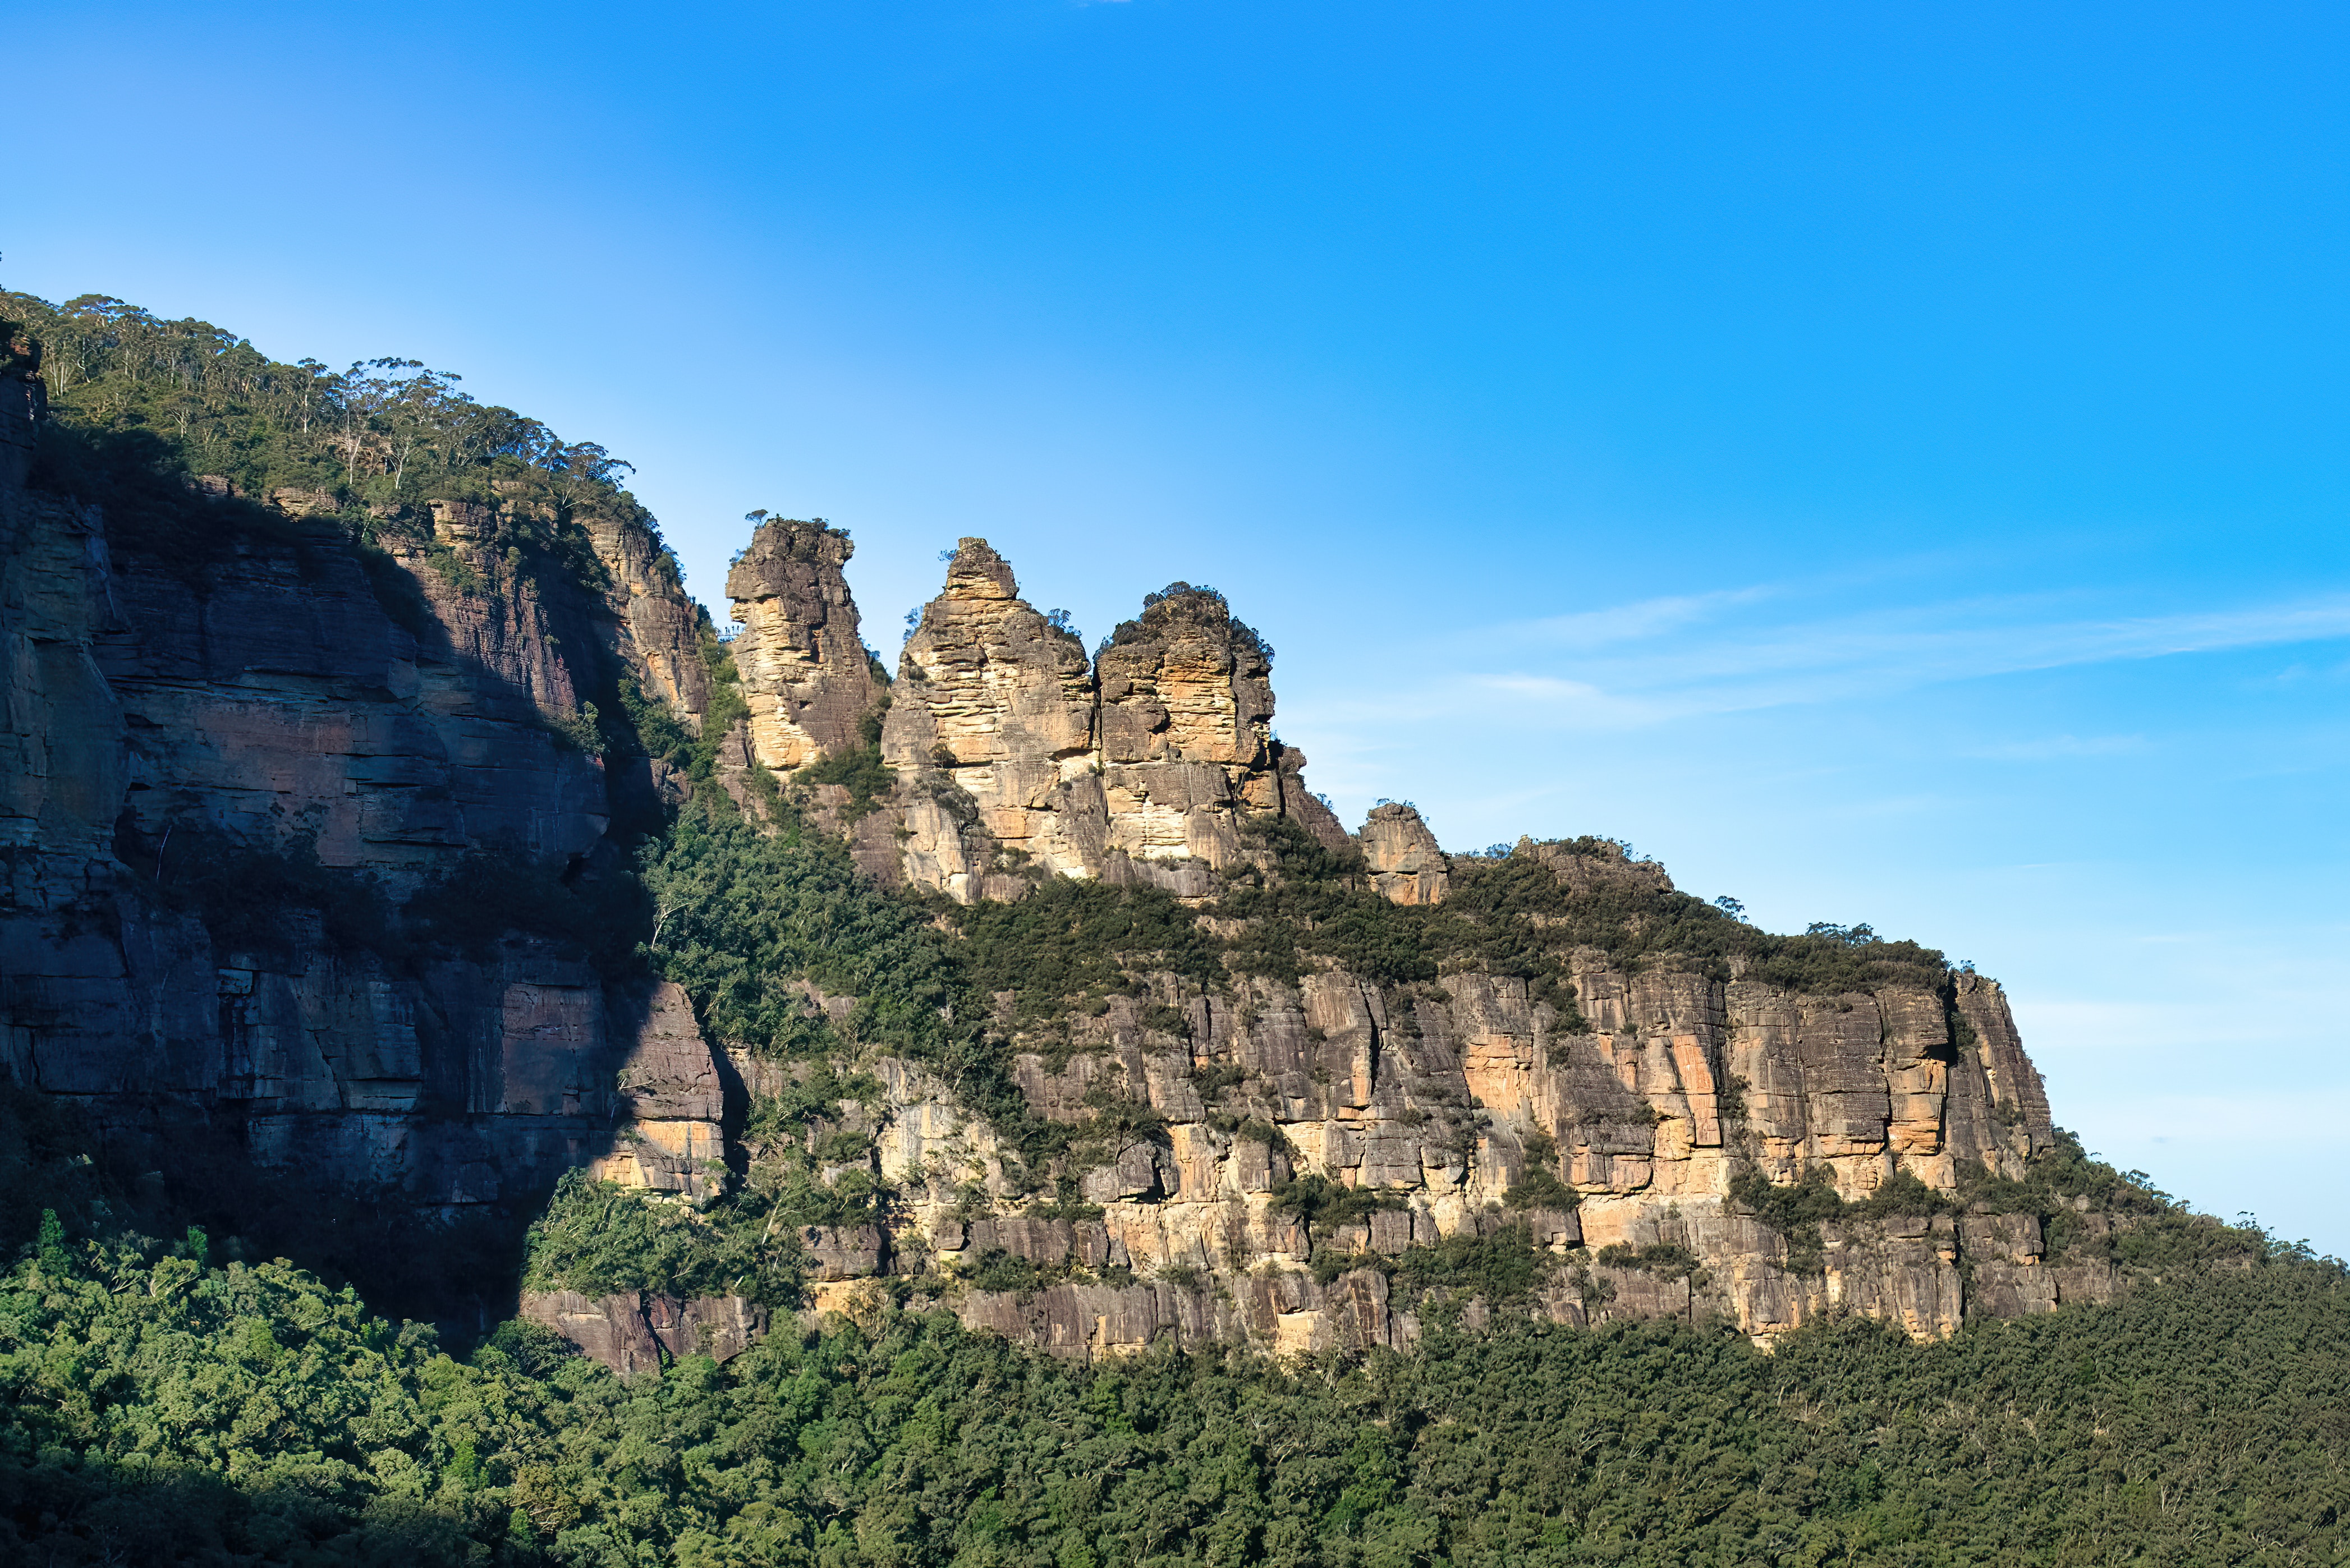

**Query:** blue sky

left=11, top=2, right=2348, bottom=1248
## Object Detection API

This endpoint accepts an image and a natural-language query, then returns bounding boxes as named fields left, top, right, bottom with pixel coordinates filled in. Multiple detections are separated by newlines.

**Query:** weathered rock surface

left=1361, top=802, right=1449, bottom=905
left=521, top=1289, right=767, bottom=1377
left=880, top=539, right=1105, bottom=900
left=731, top=540, right=1352, bottom=902
left=589, top=981, right=727, bottom=1198
left=0, top=338, right=726, bottom=1233
left=791, top=882, right=2096, bottom=1358
left=724, top=517, right=875, bottom=769
left=586, top=511, right=712, bottom=729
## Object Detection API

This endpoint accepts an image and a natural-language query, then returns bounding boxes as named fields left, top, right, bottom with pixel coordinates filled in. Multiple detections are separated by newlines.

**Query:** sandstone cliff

left=742, top=875, right=2090, bottom=1363
left=671, top=523, right=2114, bottom=1365
left=735, top=539, right=1352, bottom=904
left=2, top=305, right=2121, bottom=1368
left=0, top=329, right=728, bottom=1320
left=723, top=517, right=875, bottom=771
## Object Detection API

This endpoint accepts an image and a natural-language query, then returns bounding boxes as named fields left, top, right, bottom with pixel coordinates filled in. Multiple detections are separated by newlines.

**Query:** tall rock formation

left=586, top=510, right=713, bottom=728
left=723, top=517, right=875, bottom=769
left=1360, top=802, right=1450, bottom=905
left=878, top=539, right=1106, bottom=900
left=728, top=540, right=1352, bottom=902
left=1095, top=583, right=1340, bottom=893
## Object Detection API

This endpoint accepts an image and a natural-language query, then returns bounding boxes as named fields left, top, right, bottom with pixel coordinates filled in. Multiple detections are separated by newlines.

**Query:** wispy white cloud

left=1426, top=587, right=2350, bottom=730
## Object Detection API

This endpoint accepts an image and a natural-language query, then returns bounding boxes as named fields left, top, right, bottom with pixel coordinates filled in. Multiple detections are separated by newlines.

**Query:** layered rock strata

left=735, top=539, right=1352, bottom=902
left=723, top=517, right=875, bottom=769
left=779, top=881, right=2094, bottom=1360
left=0, top=338, right=727, bottom=1242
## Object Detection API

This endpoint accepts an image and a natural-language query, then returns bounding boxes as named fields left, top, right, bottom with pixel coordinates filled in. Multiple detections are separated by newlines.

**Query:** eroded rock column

left=882, top=539, right=1105, bottom=900
left=725, top=518, right=877, bottom=769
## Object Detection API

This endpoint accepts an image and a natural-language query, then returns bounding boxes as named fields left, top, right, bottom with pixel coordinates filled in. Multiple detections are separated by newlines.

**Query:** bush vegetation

left=13, top=1080, right=2348, bottom=1567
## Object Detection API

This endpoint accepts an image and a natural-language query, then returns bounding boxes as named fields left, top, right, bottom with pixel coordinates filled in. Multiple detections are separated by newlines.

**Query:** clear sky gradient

left=11, top=3, right=2347, bottom=1248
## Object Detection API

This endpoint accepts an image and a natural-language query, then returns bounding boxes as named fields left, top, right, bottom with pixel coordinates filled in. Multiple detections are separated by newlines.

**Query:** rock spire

left=723, top=517, right=877, bottom=769
left=737, top=540, right=1351, bottom=901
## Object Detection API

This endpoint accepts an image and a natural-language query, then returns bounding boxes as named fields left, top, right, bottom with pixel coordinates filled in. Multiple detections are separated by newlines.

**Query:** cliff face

left=691, top=528, right=2110, bottom=1363
left=0, top=342, right=725, bottom=1318
left=759, top=887, right=2088, bottom=1361
left=4, top=321, right=2109, bottom=1363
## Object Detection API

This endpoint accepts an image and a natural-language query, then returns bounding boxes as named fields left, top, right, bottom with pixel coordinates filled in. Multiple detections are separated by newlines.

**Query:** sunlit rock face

left=877, top=537, right=1107, bottom=902
left=851, top=548, right=1347, bottom=902
left=724, top=517, right=875, bottom=770
left=779, top=885, right=2081, bottom=1360
left=1360, top=802, right=1449, bottom=906
left=1094, top=583, right=1277, bottom=893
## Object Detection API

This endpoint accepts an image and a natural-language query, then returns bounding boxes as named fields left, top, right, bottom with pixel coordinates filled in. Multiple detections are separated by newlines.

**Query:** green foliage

left=545, top=701, right=602, bottom=754
left=4, top=289, right=651, bottom=545
left=520, top=1171, right=802, bottom=1305
left=1269, top=1174, right=1407, bottom=1234
left=644, top=797, right=961, bottom=1052
left=1732, top=1147, right=2274, bottom=1282
left=965, top=1249, right=1047, bottom=1294
left=637, top=793, right=1064, bottom=1175
left=695, top=626, right=750, bottom=750
left=795, top=702, right=897, bottom=821
left=1595, top=1242, right=1701, bottom=1280
left=1503, top=1165, right=1581, bottom=1211
left=1959, top=1129, right=2282, bottom=1271
left=1729, top=1162, right=1851, bottom=1232
left=952, top=877, right=1224, bottom=1029
left=5, top=1064, right=2350, bottom=1568
left=1728, top=1163, right=1852, bottom=1274
left=798, top=739, right=895, bottom=820
left=1214, top=822, right=1951, bottom=1021
left=1385, top=1223, right=1553, bottom=1307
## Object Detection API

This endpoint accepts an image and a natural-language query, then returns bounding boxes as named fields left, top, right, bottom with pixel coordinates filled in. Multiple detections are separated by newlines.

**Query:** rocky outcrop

left=590, top=981, right=726, bottom=1198
left=520, top=1289, right=767, bottom=1377
left=1094, top=583, right=1350, bottom=893
left=879, top=539, right=1105, bottom=901
left=728, top=540, right=1351, bottom=902
left=723, top=518, right=875, bottom=769
left=769, top=839, right=2091, bottom=1357
left=1361, top=802, right=1449, bottom=905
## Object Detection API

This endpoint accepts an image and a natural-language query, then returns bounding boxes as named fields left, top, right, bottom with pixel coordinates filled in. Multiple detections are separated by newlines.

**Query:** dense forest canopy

left=2, top=291, right=641, bottom=519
